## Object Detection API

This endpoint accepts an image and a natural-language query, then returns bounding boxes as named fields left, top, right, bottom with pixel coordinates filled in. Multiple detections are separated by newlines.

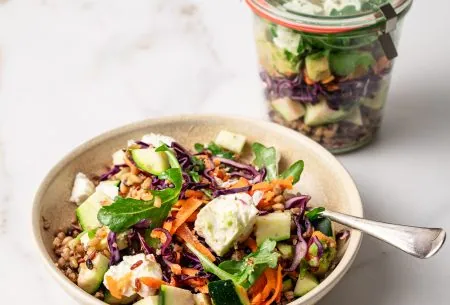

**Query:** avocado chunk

left=208, top=280, right=250, bottom=305
left=193, top=293, right=212, bottom=305
left=343, top=106, right=363, bottom=126
left=272, top=97, right=306, bottom=122
left=133, top=296, right=159, bottom=305
left=256, top=41, right=300, bottom=76
left=131, top=148, right=170, bottom=175
left=160, top=285, right=194, bottom=305
left=305, top=53, right=332, bottom=82
left=77, top=253, right=109, bottom=294
left=215, top=130, right=247, bottom=154
left=304, top=98, right=350, bottom=126
left=282, top=278, right=293, bottom=292
left=277, top=243, right=294, bottom=260
left=76, top=190, right=113, bottom=230
left=104, top=292, right=137, bottom=305
left=293, top=272, right=319, bottom=297
left=255, top=212, right=291, bottom=246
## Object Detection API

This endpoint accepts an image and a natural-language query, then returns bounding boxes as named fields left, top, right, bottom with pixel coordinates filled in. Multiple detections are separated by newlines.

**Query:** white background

left=0, top=0, right=449, bottom=304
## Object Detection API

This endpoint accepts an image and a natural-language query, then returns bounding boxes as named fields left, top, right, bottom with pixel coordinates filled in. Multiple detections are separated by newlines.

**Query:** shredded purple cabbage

left=336, top=229, right=351, bottom=241
left=261, top=71, right=385, bottom=111
left=311, top=235, right=324, bottom=258
left=136, top=141, right=150, bottom=148
left=107, top=231, right=121, bottom=266
left=285, top=216, right=308, bottom=272
left=285, top=195, right=311, bottom=212
left=99, top=165, right=122, bottom=181
left=137, top=231, right=154, bottom=255
left=213, top=186, right=252, bottom=197
left=134, top=219, right=151, bottom=229
left=152, top=228, right=172, bottom=256
left=303, top=218, right=313, bottom=239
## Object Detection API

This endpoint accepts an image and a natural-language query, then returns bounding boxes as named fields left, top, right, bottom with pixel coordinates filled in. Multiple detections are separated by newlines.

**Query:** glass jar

left=246, top=0, right=412, bottom=153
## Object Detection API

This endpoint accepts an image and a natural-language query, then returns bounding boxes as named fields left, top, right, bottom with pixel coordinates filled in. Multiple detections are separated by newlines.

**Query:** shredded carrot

left=312, top=230, right=336, bottom=248
left=230, top=177, right=250, bottom=189
left=186, top=210, right=199, bottom=223
left=170, top=263, right=182, bottom=275
left=248, top=272, right=267, bottom=297
left=214, top=167, right=226, bottom=179
left=244, top=238, right=257, bottom=253
left=251, top=181, right=271, bottom=192
left=321, top=75, right=335, bottom=84
left=264, top=265, right=283, bottom=305
left=185, top=190, right=204, bottom=199
left=251, top=293, right=263, bottom=305
left=173, top=200, right=184, bottom=208
left=261, top=268, right=277, bottom=301
left=105, top=276, right=122, bottom=300
left=304, top=73, right=315, bottom=86
left=197, top=284, right=209, bottom=294
left=169, top=276, right=177, bottom=287
left=197, top=155, right=214, bottom=169
left=176, top=223, right=216, bottom=262
left=181, top=268, right=199, bottom=276
left=139, top=277, right=168, bottom=289
left=271, top=176, right=294, bottom=189
left=185, top=277, right=208, bottom=288
left=171, top=198, right=203, bottom=234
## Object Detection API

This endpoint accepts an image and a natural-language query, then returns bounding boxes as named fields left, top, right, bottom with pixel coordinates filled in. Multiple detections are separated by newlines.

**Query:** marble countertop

left=0, top=0, right=449, bottom=304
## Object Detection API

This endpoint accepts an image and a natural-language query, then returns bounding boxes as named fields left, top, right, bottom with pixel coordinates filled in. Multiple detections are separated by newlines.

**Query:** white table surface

left=0, top=0, right=449, bottom=304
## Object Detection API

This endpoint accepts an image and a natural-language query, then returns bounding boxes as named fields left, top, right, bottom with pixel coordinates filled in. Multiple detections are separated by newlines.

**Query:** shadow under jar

left=246, top=0, right=413, bottom=153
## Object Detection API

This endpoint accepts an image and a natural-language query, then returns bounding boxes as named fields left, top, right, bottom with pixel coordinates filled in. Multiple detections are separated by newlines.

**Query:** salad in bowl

left=50, top=130, right=348, bottom=305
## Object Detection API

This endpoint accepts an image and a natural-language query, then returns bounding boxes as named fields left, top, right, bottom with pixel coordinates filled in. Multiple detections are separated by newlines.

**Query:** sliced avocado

left=131, top=148, right=170, bottom=175
left=293, top=271, right=319, bottom=297
left=214, top=130, right=247, bottom=154
left=256, top=41, right=300, bottom=76
left=304, top=98, right=350, bottom=126
left=77, top=253, right=109, bottom=294
left=193, top=293, right=212, bottom=305
left=160, top=285, right=194, bottom=305
left=255, top=212, right=291, bottom=246
left=133, top=296, right=159, bottom=305
left=361, top=81, right=389, bottom=110
left=277, top=243, right=294, bottom=260
left=305, top=53, right=332, bottom=82
left=104, top=292, right=137, bottom=305
left=272, top=97, right=306, bottom=122
left=343, top=106, right=363, bottom=126
left=208, top=280, right=250, bottom=305
left=282, top=278, right=293, bottom=292
left=312, top=247, right=337, bottom=277
left=76, top=190, right=113, bottom=230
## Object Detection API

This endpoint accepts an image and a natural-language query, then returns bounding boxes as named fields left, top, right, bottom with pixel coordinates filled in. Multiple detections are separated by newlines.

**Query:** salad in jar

left=248, top=0, right=412, bottom=152
left=51, top=130, right=349, bottom=305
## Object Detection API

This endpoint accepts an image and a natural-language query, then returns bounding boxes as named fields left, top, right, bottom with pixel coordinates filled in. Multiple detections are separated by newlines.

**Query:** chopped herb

left=194, top=143, right=204, bottom=153
left=305, top=207, right=325, bottom=222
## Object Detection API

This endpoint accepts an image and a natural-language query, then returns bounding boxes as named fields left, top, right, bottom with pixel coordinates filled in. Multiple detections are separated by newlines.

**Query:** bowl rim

left=32, top=114, right=363, bottom=305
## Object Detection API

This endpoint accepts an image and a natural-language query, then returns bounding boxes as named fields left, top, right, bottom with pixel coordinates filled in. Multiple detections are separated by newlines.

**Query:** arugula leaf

left=329, top=51, right=375, bottom=76
left=189, top=170, right=201, bottom=183
left=252, top=143, right=278, bottom=181
left=280, top=160, right=304, bottom=184
left=188, top=239, right=280, bottom=288
left=305, top=207, right=325, bottom=222
left=191, top=156, right=205, bottom=172
left=98, top=156, right=183, bottom=232
left=206, top=142, right=234, bottom=159
left=194, top=143, right=204, bottom=153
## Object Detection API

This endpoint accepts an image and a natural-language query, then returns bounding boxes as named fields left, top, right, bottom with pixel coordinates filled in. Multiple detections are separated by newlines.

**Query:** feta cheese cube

left=69, top=173, right=95, bottom=205
left=194, top=193, right=259, bottom=256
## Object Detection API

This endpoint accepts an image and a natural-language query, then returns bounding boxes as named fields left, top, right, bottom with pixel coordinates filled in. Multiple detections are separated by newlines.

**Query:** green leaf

left=305, top=207, right=325, bottom=222
left=316, top=217, right=333, bottom=237
left=329, top=5, right=358, bottom=17
left=194, top=143, right=204, bottom=153
left=280, top=160, right=304, bottom=184
left=329, top=51, right=375, bottom=76
left=207, top=142, right=234, bottom=159
left=189, top=170, right=201, bottom=183
left=98, top=166, right=183, bottom=232
left=87, top=228, right=98, bottom=239
left=189, top=239, right=280, bottom=288
left=252, top=143, right=278, bottom=181
left=191, top=156, right=205, bottom=172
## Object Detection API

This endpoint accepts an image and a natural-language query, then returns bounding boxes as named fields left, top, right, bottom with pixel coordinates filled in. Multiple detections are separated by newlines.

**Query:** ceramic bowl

left=32, top=115, right=363, bottom=305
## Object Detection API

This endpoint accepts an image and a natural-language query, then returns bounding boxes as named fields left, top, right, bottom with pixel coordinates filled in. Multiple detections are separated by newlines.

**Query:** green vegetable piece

left=329, top=51, right=375, bottom=77
left=277, top=243, right=294, bottom=260
left=77, top=253, right=109, bottom=294
left=361, top=81, right=389, bottom=110
left=316, top=217, right=333, bottom=237
left=304, top=98, right=350, bottom=126
left=305, top=52, right=332, bottom=82
left=76, top=190, right=113, bottom=231
left=252, top=143, right=278, bottom=181
left=343, top=106, right=363, bottom=126
left=208, top=280, right=250, bottom=305
left=206, top=142, right=234, bottom=159
left=271, top=97, right=306, bottom=122
left=282, top=278, right=293, bottom=292
left=279, top=160, right=304, bottom=184
left=160, top=285, right=194, bottom=305
left=215, top=130, right=247, bottom=154
left=194, top=143, right=205, bottom=153
left=305, top=207, right=325, bottom=222
left=131, top=148, right=170, bottom=175
left=312, top=247, right=337, bottom=276
left=193, top=293, right=212, bottom=305
left=293, top=272, right=319, bottom=297
left=255, top=212, right=291, bottom=245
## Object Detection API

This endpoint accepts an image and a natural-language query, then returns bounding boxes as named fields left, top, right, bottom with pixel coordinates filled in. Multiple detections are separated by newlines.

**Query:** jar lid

left=246, top=0, right=412, bottom=34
